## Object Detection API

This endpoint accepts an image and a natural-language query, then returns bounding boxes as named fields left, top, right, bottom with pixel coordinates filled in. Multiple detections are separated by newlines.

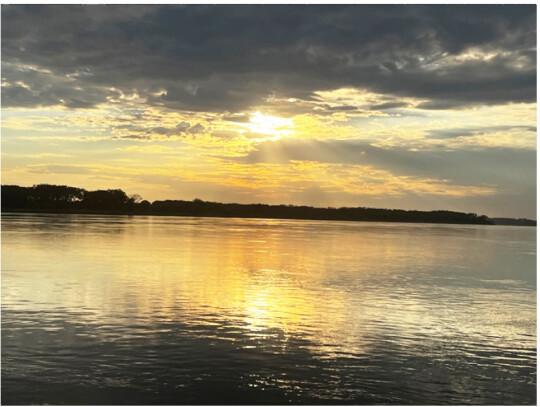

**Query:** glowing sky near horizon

left=1, top=5, right=537, bottom=218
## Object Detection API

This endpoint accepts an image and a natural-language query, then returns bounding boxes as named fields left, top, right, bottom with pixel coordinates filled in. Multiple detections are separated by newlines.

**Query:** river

left=1, top=213, right=536, bottom=404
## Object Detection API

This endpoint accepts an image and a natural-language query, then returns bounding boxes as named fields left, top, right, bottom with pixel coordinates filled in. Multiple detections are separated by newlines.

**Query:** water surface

left=2, top=213, right=536, bottom=404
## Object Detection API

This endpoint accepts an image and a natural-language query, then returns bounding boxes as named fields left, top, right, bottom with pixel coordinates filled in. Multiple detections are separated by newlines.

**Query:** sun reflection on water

left=3, top=216, right=535, bottom=350
left=2, top=214, right=536, bottom=404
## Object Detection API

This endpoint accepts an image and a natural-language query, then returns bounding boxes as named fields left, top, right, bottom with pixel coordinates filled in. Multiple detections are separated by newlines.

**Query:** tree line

left=1, top=183, right=533, bottom=226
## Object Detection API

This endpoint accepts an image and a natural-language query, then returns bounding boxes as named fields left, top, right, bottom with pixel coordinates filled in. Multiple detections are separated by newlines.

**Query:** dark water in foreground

left=2, top=213, right=536, bottom=405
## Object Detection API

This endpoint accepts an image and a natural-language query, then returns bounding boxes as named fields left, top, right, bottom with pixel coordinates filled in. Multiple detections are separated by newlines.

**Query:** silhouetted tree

left=81, top=189, right=129, bottom=210
left=2, top=185, right=30, bottom=208
left=138, top=200, right=151, bottom=212
left=4, top=183, right=534, bottom=226
left=31, top=184, right=84, bottom=208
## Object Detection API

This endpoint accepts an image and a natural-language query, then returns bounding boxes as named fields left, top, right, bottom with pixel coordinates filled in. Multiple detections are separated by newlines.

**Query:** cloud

left=223, top=114, right=250, bottom=123
left=120, top=145, right=172, bottom=153
left=1, top=63, right=118, bottom=109
left=2, top=5, right=536, bottom=112
left=426, top=125, right=536, bottom=139
left=370, top=102, right=410, bottom=110
left=26, top=164, right=93, bottom=175
left=109, top=120, right=207, bottom=140
left=176, top=121, right=191, bottom=131
left=112, top=134, right=152, bottom=140
left=187, top=123, right=205, bottom=134
left=231, top=137, right=536, bottom=192
left=225, top=137, right=535, bottom=217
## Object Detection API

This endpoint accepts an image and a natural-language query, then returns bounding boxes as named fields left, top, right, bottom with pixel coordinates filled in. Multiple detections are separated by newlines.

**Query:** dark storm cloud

left=1, top=63, right=119, bottom=109
left=1, top=5, right=536, bottom=112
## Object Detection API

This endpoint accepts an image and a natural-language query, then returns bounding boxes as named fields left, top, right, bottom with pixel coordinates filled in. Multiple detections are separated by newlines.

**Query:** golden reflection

left=2, top=215, right=536, bottom=358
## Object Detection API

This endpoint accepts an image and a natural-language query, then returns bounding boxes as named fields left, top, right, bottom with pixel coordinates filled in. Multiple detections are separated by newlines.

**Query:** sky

left=1, top=4, right=537, bottom=218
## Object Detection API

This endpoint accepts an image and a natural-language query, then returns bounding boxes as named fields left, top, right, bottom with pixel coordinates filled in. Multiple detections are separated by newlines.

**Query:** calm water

left=1, top=213, right=536, bottom=405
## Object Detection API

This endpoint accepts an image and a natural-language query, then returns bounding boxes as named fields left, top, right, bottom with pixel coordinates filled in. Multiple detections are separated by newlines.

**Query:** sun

left=245, top=111, right=293, bottom=139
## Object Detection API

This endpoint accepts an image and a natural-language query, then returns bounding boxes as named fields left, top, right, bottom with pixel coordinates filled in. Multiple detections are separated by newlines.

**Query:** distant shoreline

left=2, top=184, right=536, bottom=227
left=2, top=208, right=536, bottom=227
